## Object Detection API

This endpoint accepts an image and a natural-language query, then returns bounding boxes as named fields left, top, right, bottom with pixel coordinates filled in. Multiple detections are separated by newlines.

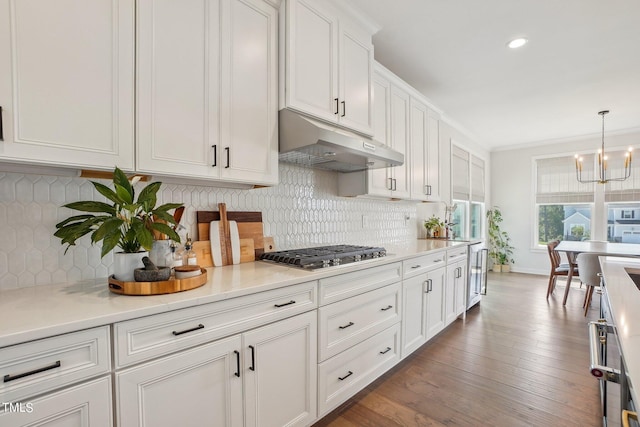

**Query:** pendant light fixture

left=575, top=110, right=633, bottom=184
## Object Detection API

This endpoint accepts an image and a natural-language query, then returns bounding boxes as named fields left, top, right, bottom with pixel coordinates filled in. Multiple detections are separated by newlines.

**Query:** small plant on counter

left=487, top=206, right=515, bottom=272
left=424, top=215, right=445, bottom=238
left=54, top=167, right=183, bottom=257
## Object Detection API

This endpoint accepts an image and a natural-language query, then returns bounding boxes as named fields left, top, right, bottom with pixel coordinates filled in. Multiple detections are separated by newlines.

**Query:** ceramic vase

left=113, top=251, right=148, bottom=282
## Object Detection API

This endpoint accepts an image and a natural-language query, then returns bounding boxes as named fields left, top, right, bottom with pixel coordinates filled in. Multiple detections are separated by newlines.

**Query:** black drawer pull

left=380, top=305, right=393, bottom=311
left=225, top=147, right=230, bottom=168
left=172, top=324, right=204, bottom=336
left=0, top=106, right=3, bottom=141
left=234, top=350, right=240, bottom=377
left=379, top=347, right=392, bottom=355
left=211, top=144, right=217, bottom=167
left=338, top=370, right=353, bottom=381
left=274, top=300, right=296, bottom=308
left=339, top=321, right=354, bottom=330
left=4, top=360, right=61, bottom=383
left=411, top=265, right=421, bottom=269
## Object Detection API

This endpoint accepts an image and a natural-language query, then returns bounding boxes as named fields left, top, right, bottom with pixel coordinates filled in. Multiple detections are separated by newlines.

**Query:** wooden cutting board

left=197, top=210, right=266, bottom=257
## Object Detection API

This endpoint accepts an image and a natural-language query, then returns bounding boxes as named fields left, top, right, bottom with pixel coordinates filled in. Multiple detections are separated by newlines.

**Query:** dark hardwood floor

left=313, top=272, right=603, bottom=427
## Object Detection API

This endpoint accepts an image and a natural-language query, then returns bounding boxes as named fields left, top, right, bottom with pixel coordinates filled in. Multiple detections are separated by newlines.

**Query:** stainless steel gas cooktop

left=260, top=244, right=386, bottom=270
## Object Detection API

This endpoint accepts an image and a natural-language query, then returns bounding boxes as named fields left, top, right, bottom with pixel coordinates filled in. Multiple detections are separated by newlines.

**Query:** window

left=607, top=203, right=640, bottom=243
left=535, top=151, right=640, bottom=245
left=451, top=143, right=485, bottom=240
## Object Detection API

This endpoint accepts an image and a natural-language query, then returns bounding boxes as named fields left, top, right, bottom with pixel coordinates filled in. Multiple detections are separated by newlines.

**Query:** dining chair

left=576, top=252, right=602, bottom=316
left=546, top=240, right=579, bottom=299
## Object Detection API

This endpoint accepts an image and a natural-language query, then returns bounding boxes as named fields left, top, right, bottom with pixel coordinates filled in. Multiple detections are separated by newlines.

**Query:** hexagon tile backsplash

left=0, top=164, right=418, bottom=289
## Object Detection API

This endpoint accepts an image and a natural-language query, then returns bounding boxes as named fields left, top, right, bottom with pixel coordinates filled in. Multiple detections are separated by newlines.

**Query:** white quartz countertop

left=599, top=256, right=640, bottom=404
left=0, top=239, right=468, bottom=348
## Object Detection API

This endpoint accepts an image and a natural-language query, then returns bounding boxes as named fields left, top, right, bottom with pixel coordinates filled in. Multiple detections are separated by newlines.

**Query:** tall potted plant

left=487, top=207, right=515, bottom=272
left=54, top=167, right=183, bottom=281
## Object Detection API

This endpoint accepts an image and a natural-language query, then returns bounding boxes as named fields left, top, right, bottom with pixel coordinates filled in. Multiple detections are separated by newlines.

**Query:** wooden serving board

left=193, top=239, right=255, bottom=267
left=108, top=269, right=207, bottom=295
left=197, top=210, right=265, bottom=257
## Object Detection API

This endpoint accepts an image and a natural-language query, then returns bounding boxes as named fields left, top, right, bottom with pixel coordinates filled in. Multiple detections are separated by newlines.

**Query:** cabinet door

left=445, top=261, right=467, bottom=325
left=285, top=0, right=338, bottom=123
left=409, top=98, right=429, bottom=201
left=116, top=335, right=243, bottom=427
left=425, top=267, right=446, bottom=340
left=136, top=0, right=220, bottom=178
left=220, top=0, right=278, bottom=184
left=338, top=24, right=373, bottom=135
left=244, top=311, right=317, bottom=427
left=0, top=377, right=112, bottom=427
left=389, top=86, right=411, bottom=198
left=426, top=111, right=441, bottom=201
left=455, top=261, right=468, bottom=316
left=401, top=275, right=427, bottom=358
left=366, top=72, right=392, bottom=197
left=0, top=0, right=134, bottom=171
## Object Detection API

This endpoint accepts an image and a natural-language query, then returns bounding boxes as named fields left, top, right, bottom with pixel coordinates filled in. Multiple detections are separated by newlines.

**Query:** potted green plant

left=54, top=167, right=183, bottom=281
left=424, top=215, right=444, bottom=238
left=487, top=207, right=515, bottom=272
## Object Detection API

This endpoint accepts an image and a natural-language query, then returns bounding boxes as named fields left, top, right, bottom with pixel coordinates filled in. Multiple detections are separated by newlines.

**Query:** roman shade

left=536, top=154, right=595, bottom=204
left=452, top=145, right=470, bottom=200
left=471, top=155, right=485, bottom=203
left=604, top=150, right=640, bottom=202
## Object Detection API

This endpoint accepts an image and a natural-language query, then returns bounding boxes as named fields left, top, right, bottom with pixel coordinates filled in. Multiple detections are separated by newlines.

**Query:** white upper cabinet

left=136, top=0, right=278, bottom=185
left=410, top=98, right=440, bottom=201
left=0, top=0, right=135, bottom=171
left=283, top=0, right=374, bottom=136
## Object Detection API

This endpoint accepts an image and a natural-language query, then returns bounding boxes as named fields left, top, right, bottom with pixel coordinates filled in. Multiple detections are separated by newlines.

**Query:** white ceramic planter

left=113, top=251, right=148, bottom=282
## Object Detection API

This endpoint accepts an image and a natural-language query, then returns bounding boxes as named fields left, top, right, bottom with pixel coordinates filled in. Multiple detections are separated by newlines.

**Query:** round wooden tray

left=108, top=269, right=207, bottom=295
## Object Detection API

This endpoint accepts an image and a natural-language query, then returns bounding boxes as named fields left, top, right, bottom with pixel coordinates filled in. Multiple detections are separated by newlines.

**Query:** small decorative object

left=487, top=207, right=515, bottom=272
left=424, top=215, right=444, bottom=238
left=174, top=265, right=202, bottom=280
left=54, top=167, right=183, bottom=281
left=134, top=256, right=171, bottom=282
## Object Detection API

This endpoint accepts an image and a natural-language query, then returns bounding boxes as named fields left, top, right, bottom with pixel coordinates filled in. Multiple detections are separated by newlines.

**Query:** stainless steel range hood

left=278, top=109, right=403, bottom=172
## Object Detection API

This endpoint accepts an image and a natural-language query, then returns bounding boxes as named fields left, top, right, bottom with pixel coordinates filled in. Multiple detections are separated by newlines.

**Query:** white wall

left=490, top=130, right=640, bottom=275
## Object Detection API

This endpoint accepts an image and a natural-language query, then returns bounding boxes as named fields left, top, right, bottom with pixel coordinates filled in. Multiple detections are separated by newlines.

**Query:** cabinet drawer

left=114, top=281, right=317, bottom=368
left=318, top=323, right=400, bottom=416
left=0, top=326, right=110, bottom=403
left=319, top=262, right=401, bottom=306
left=402, top=251, right=446, bottom=278
left=318, top=282, right=400, bottom=361
left=447, top=246, right=468, bottom=262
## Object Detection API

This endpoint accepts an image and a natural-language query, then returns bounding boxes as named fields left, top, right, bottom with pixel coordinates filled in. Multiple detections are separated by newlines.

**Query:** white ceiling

left=346, top=0, right=640, bottom=150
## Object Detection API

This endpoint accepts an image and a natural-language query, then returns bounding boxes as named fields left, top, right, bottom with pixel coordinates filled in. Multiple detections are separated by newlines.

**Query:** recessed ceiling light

left=507, top=38, right=528, bottom=49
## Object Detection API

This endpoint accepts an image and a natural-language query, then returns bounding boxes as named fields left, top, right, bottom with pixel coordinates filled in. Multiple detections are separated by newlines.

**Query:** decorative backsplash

left=0, top=164, right=418, bottom=290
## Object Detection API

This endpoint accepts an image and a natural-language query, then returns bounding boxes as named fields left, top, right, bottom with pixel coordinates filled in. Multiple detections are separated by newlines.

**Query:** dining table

left=554, top=241, right=640, bottom=305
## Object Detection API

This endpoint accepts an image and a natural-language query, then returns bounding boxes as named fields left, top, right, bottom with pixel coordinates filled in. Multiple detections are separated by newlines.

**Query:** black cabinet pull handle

left=172, top=324, right=204, bottom=336
left=388, top=177, right=393, bottom=190
left=334, top=98, right=339, bottom=114
left=234, top=350, right=240, bottom=377
left=211, top=145, right=217, bottom=167
left=424, top=280, right=429, bottom=293
left=338, top=370, right=353, bottom=381
left=0, top=106, right=3, bottom=141
left=274, top=300, right=295, bottom=308
left=249, top=345, right=255, bottom=371
left=4, top=360, right=61, bottom=383
left=379, top=347, right=391, bottom=355
left=339, top=321, right=354, bottom=330
left=341, top=100, right=346, bottom=117
left=225, top=147, right=230, bottom=168
left=381, top=305, right=393, bottom=311
left=411, top=265, right=421, bottom=269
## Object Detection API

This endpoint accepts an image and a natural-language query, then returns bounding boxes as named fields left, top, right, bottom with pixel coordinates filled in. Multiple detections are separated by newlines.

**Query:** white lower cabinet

left=318, top=323, right=400, bottom=416
left=446, top=258, right=467, bottom=325
left=116, top=311, right=317, bottom=427
left=0, top=377, right=113, bottom=427
left=116, top=335, right=243, bottom=427
left=243, top=311, right=317, bottom=427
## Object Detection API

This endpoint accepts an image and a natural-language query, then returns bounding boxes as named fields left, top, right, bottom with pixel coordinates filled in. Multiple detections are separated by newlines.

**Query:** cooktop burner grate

left=260, top=244, right=386, bottom=269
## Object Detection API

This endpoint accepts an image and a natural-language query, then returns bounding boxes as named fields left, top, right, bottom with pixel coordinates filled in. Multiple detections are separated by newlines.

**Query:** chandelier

left=575, top=110, right=633, bottom=184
